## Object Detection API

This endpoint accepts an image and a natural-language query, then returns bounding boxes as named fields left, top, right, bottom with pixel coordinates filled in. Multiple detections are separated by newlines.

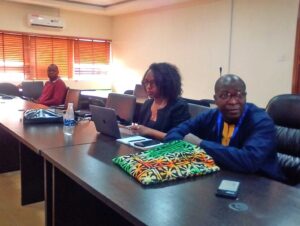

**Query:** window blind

left=74, top=39, right=110, bottom=77
left=0, top=31, right=111, bottom=80
left=28, top=36, right=73, bottom=80
left=0, top=33, right=24, bottom=79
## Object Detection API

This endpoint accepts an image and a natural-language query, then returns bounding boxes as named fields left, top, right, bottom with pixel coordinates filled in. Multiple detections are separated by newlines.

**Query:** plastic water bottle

left=63, top=103, right=75, bottom=135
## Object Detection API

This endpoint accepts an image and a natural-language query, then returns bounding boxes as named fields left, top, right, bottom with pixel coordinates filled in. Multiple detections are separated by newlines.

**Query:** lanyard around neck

left=217, top=104, right=248, bottom=144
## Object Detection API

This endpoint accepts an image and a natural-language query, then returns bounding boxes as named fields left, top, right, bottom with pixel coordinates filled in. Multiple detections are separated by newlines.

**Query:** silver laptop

left=90, top=105, right=132, bottom=139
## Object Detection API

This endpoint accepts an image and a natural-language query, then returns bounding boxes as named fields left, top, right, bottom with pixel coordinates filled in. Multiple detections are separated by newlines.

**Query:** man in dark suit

left=165, top=74, right=285, bottom=182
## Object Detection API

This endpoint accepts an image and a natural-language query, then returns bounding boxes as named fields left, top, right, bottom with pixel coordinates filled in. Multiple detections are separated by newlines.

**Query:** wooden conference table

left=1, top=97, right=300, bottom=226
left=0, top=97, right=98, bottom=205
left=41, top=138, right=300, bottom=226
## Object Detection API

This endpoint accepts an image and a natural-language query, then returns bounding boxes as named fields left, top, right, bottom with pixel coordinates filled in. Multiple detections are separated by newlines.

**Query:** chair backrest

left=64, top=89, right=81, bottom=111
left=266, top=94, right=300, bottom=185
left=105, top=93, right=136, bottom=124
left=133, top=84, right=148, bottom=99
left=0, top=83, right=20, bottom=96
left=182, top=97, right=215, bottom=107
left=21, top=81, right=44, bottom=99
left=124, top=90, right=134, bottom=95
left=188, top=103, right=210, bottom=118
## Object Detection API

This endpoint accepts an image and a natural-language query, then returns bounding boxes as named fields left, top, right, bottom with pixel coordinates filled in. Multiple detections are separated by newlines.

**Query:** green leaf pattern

left=113, top=140, right=220, bottom=185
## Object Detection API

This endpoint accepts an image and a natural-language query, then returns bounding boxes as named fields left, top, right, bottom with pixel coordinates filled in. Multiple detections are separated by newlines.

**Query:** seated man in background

left=37, top=64, right=67, bottom=106
left=165, top=74, right=285, bottom=182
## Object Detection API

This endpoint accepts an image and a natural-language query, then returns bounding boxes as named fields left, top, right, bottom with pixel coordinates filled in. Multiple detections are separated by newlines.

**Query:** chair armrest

left=20, top=96, right=35, bottom=102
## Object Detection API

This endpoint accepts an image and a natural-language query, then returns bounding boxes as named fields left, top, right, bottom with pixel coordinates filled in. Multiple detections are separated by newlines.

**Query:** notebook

left=90, top=105, right=132, bottom=139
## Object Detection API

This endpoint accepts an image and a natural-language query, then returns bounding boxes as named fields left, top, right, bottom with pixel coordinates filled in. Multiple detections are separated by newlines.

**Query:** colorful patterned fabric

left=113, top=140, right=220, bottom=185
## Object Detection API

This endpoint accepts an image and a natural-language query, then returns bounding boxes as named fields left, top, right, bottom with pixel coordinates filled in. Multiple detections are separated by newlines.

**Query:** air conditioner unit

left=28, top=14, right=65, bottom=29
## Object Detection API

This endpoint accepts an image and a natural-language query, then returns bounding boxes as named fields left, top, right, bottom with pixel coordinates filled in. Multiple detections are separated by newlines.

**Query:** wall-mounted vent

left=28, top=14, right=65, bottom=29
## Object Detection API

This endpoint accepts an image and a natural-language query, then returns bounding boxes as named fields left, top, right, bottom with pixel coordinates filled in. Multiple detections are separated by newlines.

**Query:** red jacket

left=38, top=78, right=67, bottom=106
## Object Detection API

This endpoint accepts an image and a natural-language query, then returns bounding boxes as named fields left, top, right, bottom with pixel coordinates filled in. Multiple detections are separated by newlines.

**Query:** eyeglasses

left=217, top=91, right=246, bottom=101
left=142, top=80, right=156, bottom=87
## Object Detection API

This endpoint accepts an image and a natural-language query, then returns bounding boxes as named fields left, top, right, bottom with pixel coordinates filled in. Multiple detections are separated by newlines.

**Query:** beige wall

left=112, top=0, right=299, bottom=107
left=0, top=1, right=112, bottom=38
left=230, top=0, right=298, bottom=106
left=112, top=0, right=231, bottom=97
left=0, top=0, right=299, bottom=105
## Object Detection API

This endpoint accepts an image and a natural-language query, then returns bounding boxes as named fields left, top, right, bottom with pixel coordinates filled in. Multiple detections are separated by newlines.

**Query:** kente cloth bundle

left=113, top=140, right=220, bottom=185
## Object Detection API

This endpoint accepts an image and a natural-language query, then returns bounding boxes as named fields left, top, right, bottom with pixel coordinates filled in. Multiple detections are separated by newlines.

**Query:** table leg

left=45, top=160, right=53, bottom=226
left=0, top=127, right=19, bottom=173
left=20, top=143, right=44, bottom=205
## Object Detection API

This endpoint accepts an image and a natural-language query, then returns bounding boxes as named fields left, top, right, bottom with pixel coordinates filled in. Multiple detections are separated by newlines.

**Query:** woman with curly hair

left=130, top=62, right=190, bottom=140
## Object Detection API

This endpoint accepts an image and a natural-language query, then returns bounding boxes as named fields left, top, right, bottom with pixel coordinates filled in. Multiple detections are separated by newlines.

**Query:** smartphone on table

left=133, top=139, right=162, bottom=150
left=216, top=179, right=240, bottom=199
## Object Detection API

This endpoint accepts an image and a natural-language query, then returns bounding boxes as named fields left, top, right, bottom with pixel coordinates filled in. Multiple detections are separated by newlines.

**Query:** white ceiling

left=6, top=0, right=192, bottom=16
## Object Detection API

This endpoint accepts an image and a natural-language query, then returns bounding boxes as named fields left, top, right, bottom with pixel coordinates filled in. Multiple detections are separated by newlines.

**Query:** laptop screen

left=90, top=105, right=122, bottom=139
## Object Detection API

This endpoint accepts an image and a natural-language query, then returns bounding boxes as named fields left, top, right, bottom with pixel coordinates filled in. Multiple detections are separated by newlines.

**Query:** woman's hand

left=130, top=123, right=150, bottom=136
left=129, top=123, right=166, bottom=141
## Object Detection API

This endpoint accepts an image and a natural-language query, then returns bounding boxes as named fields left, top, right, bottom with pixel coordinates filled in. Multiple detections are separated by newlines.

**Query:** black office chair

left=106, top=93, right=136, bottom=125
left=182, top=97, right=215, bottom=107
left=184, top=103, right=210, bottom=145
left=199, top=99, right=216, bottom=107
left=124, top=90, right=134, bottom=95
left=133, top=84, right=148, bottom=99
left=266, top=94, right=300, bottom=186
left=188, top=103, right=210, bottom=118
left=0, top=83, right=20, bottom=97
